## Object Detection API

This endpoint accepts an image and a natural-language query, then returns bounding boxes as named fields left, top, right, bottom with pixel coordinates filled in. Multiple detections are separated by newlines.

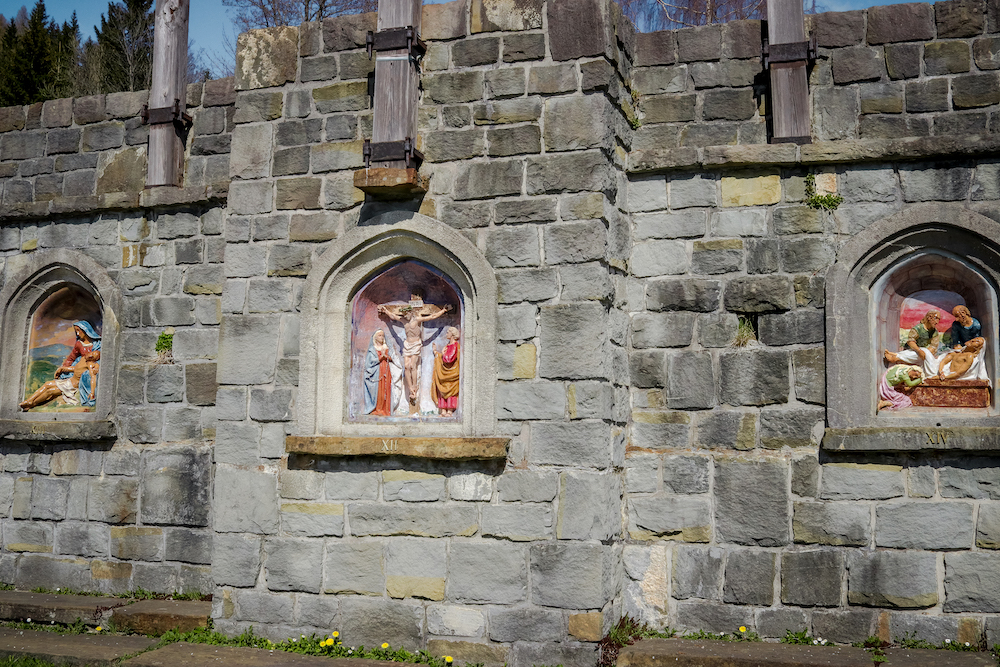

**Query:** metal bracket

left=140, top=98, right=192, bottom=129
left=762, top=33, right=817, bottom=67
left=363, top=138, right=424, bottom=169
left=366, top=26, right=426, bottom=60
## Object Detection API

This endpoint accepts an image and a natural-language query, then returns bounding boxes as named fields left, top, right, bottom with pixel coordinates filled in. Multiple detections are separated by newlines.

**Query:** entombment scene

left=348, top=260, right=462, bottom=421
left=20, top=285, right=103, bottom=413
left=878, top=262, right=993, bottom=411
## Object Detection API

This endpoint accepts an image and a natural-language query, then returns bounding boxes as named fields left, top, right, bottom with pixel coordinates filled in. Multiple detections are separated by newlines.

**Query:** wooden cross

left=766, top=0, right=812, bottom=143
left=354, top=0, right=429, bottom=198
left=146, top=0, right=191, bottom=187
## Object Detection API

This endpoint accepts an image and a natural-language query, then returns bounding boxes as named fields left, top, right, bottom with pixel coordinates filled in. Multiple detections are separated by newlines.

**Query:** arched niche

left=0, top=249, right=122, bottom=438
left=297, top=211, right=498, bottom=438
left=826, top=204, right=1000, bottom=445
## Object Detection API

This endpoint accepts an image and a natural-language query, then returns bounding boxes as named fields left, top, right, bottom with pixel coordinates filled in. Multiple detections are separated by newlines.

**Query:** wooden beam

left=767, top=0, right=811, bottom=143
left=372, top=0, right=422, bottom=169
left=147, top=0, right=190, bottom=187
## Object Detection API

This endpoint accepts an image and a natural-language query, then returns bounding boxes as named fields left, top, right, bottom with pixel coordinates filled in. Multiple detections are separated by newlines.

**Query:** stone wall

left=0, top=0, right=998, bottom=663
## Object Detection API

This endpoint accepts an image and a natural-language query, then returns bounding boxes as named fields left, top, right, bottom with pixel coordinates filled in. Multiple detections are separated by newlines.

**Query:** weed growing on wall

left=804, top=173, right=844, bottom=211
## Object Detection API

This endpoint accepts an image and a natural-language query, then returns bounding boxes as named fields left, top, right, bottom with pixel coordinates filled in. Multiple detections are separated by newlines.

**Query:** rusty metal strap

left=140, top=99, right=192, bottom=128
left=363, top=138, right=424, bottom=169
left=763, top=34, right=817, bottom=65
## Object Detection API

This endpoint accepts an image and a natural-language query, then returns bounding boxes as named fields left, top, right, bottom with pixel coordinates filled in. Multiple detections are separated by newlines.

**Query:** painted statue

left=362, top=329, right=404, bottom=416
left=938, top=336, right=988, bottom=381
left=20, top=321, right=101, bottom=411
left=948, top=305, right=982, bottom=350
left=377, top=289, right=454, bottom=406
left=431, top=326, right=460, bottom=417
left=877, top=364, right=923, bottom=411
left=884, top=309, right=943, bottom=376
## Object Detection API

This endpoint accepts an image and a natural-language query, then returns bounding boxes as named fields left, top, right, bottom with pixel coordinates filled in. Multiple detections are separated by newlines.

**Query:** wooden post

left=146, top=0, right=190, bottom=187
left=766, top=0, right=811, bottom=143
left=372, top=0, right=422, bottom=169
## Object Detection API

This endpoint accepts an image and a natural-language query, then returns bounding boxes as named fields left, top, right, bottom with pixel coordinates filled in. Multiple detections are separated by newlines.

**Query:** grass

left=781, top=629, right=828, bottom=646
left=28, top=586, right=210, bottom=602
left=0, top=657, right=60, bottom=667
left=732, top=316, right=756, bottom=347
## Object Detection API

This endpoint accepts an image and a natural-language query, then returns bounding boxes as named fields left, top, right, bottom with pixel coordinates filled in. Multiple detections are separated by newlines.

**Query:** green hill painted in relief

left=24, top=359, right=57, bottom=397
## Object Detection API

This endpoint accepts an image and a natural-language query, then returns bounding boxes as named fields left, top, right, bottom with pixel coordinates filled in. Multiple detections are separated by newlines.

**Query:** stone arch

left=826, top=203, right=1000, bottom=433
left=0, top=249, right=122, bottom=433
left=297, top=211, right=498, bottom=437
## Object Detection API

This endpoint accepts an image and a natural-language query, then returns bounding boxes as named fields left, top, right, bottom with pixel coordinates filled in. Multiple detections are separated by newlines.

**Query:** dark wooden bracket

left=762, top=34, right=816, bottom=67
left=366, top=26, right=426, bottom=60
left=363, top=138, right=424, bottom=169
left=140, top=98, right=192, bottom=129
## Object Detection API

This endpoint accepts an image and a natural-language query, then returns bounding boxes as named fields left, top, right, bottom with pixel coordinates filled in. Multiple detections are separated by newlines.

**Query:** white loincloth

left=894, top=348, right=941, bottom=377
left=54, top=378, right=79, bottom=405
left=403, top=339, right=422, bottom=357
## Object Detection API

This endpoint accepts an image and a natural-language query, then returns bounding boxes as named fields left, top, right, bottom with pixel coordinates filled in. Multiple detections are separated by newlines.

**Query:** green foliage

left=94, top=0, right=153, bottom=93
left=782, top=630, right=813, bottom=645
left=732, top=316, right=756, bottom=347
left=895, top=632, right=937, bottom=650
left=0, top=1, right=80, bottom=105
left=0, top=656, right=62, bottom=667
left=598, top=616, right=676, bottom=667
left=155, top=332, right=174, bottom=354
left=804, top=173, right=844, bottom=211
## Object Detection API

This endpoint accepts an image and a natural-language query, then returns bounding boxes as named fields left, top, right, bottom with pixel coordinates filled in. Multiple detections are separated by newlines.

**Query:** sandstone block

left=847, top=550, right=938, bottom=608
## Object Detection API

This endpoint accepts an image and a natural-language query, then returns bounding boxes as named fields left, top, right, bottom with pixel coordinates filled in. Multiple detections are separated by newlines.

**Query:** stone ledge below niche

left=823, top=427, right=1000, bottom=453
left=0, top=419, right=116, bottom=442
left=286, top=435, right=509, bottom=460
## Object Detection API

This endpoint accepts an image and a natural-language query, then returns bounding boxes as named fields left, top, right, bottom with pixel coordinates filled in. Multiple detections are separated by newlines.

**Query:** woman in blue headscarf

left=19, top=321, right=101, bottom=411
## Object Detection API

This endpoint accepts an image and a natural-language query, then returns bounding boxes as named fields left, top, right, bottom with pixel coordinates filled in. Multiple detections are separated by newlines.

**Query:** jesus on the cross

left=377, top=288, right=453, bottom=406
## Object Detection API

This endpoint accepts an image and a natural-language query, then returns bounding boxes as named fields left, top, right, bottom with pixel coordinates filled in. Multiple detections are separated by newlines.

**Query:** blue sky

left=1, top=0, right=927, bottom=70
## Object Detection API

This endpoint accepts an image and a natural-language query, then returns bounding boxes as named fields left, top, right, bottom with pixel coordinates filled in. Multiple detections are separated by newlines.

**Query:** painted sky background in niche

left=900, top=289, right=965, bottom=331
left=24, top=286, right=102, bottom=411
left=348, top=260, right=463, bottom=420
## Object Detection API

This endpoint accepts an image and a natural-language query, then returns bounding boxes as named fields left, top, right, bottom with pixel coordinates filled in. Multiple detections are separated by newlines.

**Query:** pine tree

left=14, top=0, right=55, bottom=104
left=95, top=0, right=154, bottom=93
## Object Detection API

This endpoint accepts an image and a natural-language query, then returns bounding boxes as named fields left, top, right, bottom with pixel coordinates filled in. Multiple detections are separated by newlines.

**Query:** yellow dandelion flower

left=739, top=626, right=746, bottom=633
left=382, top=643, right=389, bottom=649
left=445, top=657, right=454, bottom=664
left=333, top=631, right=340, bottom=638
left=326, top=639, right=333, bottom=646
left=95, top=626, right=102, bottom=632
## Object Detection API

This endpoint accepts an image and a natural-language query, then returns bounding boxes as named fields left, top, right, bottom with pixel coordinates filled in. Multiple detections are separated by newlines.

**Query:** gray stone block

left=383, top=471, right=446, bottom=502
left=759, top=407, right=823, bottom=449
left=662, top=456, right=709, bottom=494
left=485, top=226, right=540, bottom=268
left=793, top=501, right=870, bottom=547
left=670, top=173, right=718, bottom=208
left=755, top=607, right=808, bottom=639
left=888, top=613, right=960, bottom=645
left=724, top=549, right=775, bottom=605
left=792, top=457, right=819, bottom=497
left=510, top=642, right=594, bottom=667
left=977, top=504, right=1000, bottom=548
left=349, top=503, right=478, bottom=537
left=665, top=352, right=714, bottom=410
left=629, top=496, right=711, bottom=541
left=539, top=304, right=606, bottom=380
left=715, top=459, right=789, bottom=546
left=147, top=363, right=185, bottom=403
left=55, top=522, right=110, bottom=558
left=719, top=350, right=790, bottom=407
left=759, top=310, right=824, bottom=346
left=781, top=550, right=843, bottom=607
left=939, top=466, right=1000, bottom=499
left=900, top=165, right=972, bottom=202
left=498, top=304, right=537, bottom=341
left=15, top=554, right=92, bottom=592
left=821, top=465, right=905, bottom=500
left=29, top=477, right=69, bottom=521
left=530, top=542, right=608, bottom=609
left=631, top=240, right=689, bottom=278
left=847, top=550, right=938, bottom=608
left=635, top=211, right=706, bottom=240
left=944, top=552, right=1000, bottom=612
left=498, top=471, right=559, bottom=502
left=215, top=467, right=278, bottom=534
left=530, top=421, right=611, bottom=468
left=264, top=538, right=323, bottom=593
left=88, top=478, right=138, bottom=524
left=232, top=589, right=294, bottom=624
left=867, top=3, right=935, bottom=43
left=449, top=541, right=526, bottom=603
left=248, top=388, right=293, bottom=422
left=215, top=421, right=261, bottom=466
left=142, top=448, right=212, bottom=527
left=217, top=316, right=280, bottom=385
left=626, top=455, right=659, bottom=494
left=724, top=275, right=794, bottom=313
left=489, top=606, right=564, bottom=642
left=325, top=472, right=378, bottom=501
left=673, top=545, right=723, bottom=600
left=631, top=312, right=696, bottom=349
left=164, top=528, right=212, bottom=564
left=647, top=279, right=721, bottom=313
left=811, top=609, right=876, bottom=644
left=544, top=220, right=605, bottom=265
left=324, top=540, right=384, bottom=595
left=297, top=594, right=339, bottom=629
left=4, top=521, right=53, bottom=553
left=496, top=381, right=566, bottom=420
left=483, top=503, right=553, bottom=541
left=559, top=263, right=613, bottom=303
left=674, top=600, right=752, bottom=633
left=557, top=471, right=618, bottom=541
left=876, top=502, right=974, bottom=549
left=792, top=348, right=825, bottom=405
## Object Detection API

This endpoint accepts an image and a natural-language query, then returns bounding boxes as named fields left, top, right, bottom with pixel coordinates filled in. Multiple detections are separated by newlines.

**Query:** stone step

left=618, top=639, right=998, bottom=667
left=0, top=590, right=130, bottom=626
left=0, top=626, right=157, bottom=665
left=111, top=599, right=213, bottom=635
left=121, top=643, right=398, bottom=666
